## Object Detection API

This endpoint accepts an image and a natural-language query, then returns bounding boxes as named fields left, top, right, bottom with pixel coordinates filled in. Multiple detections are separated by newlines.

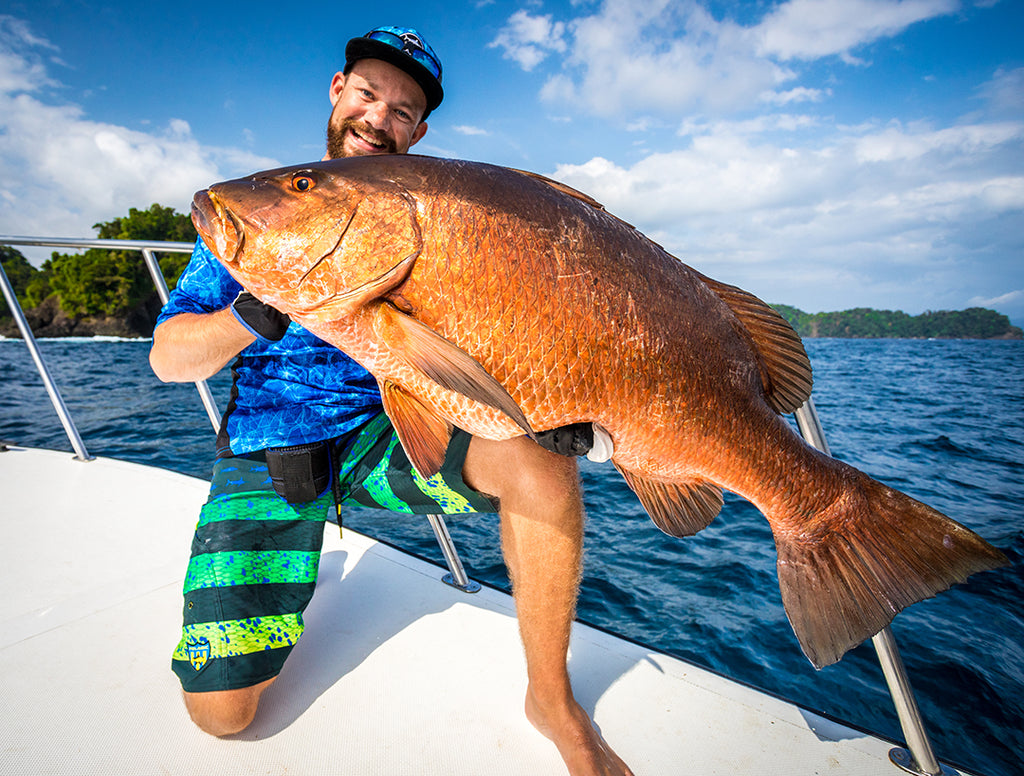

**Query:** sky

left=1, top=1, right=1022, bottom=324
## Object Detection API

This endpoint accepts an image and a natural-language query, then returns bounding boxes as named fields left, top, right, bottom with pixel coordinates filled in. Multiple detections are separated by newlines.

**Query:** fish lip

left=190, top=191, right=214, bottom=241
left=191, top=189, right=244, bottom=263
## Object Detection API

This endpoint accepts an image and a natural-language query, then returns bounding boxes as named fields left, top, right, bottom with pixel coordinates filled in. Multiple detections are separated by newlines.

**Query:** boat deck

left=1, top=446, right=961, bottom=775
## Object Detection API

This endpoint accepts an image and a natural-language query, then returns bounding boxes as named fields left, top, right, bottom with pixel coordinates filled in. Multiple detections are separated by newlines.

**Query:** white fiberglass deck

left=1, top=446, right=963, bottom=775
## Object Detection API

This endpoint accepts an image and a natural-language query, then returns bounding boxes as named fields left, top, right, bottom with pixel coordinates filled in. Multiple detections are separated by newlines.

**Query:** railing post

left=793, top=399, right=948, bottom=776
left=0, top=258, right=92, bottom=461
left=426, top=513, right=480, bottom=593
left=140, top=249, right=221, bottom=433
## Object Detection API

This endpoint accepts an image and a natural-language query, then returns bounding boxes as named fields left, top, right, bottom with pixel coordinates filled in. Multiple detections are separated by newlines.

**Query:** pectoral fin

left=372, top=303, right=534, bottom=438
left=616, top=465, right=724, bottom=537
left=380, top=380, right=452, bottom=478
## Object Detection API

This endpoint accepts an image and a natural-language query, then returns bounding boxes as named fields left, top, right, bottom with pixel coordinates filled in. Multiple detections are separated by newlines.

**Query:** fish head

left=191, top=159, right=422, bottom=321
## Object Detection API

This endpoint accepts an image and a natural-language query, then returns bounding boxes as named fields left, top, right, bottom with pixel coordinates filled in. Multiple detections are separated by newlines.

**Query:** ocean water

left=1, top=336, right=1021, bottom=776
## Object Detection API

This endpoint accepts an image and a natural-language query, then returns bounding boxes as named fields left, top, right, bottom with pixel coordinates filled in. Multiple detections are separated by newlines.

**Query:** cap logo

left=399, top=32, right=424, bottom=52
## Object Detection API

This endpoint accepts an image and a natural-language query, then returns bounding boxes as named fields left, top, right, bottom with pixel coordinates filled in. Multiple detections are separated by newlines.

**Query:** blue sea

left=1, top=336, right=1021, bottom=776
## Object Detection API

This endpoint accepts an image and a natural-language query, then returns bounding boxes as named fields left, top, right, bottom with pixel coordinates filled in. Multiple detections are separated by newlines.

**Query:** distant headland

left=771, top=304, right=1021, bottom=340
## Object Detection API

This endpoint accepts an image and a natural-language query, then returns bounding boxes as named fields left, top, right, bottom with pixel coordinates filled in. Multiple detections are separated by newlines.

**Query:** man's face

left=325, top=58, right=429, bottom=159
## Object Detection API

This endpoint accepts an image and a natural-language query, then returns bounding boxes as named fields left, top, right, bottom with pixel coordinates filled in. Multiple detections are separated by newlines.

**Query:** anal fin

left=380, top=380, right=452, bottom=478
left=372, top=302, right=534, bottom=438
left=616, top=465, right=723, bottom=537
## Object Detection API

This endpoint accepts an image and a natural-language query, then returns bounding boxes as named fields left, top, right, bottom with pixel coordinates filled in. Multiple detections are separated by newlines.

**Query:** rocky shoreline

left=0, top=294, right=161, bottom=339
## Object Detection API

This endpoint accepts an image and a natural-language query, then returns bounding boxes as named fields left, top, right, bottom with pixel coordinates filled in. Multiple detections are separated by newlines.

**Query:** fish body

left=192, top=155, right=1006, bottom=667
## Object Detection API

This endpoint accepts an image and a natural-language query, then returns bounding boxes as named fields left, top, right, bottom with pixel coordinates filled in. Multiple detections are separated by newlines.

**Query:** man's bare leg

left=464, top=436, right=633, bottom=776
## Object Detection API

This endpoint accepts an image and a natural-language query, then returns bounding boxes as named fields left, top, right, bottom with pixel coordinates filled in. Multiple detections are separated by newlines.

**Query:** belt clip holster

left=265, top=440, right=333, bottom=505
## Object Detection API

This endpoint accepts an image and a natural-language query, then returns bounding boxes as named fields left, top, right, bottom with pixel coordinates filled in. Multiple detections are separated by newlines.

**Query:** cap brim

left=345, top=38, right=444, bottom=114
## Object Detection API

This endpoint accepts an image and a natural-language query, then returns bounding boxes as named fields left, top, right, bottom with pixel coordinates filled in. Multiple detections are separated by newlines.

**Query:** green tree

left=770, top=303, right=1019, bottom=339
left=45, top=204, right=196, bottom=317
left=0, top=246, right=40, bottom=317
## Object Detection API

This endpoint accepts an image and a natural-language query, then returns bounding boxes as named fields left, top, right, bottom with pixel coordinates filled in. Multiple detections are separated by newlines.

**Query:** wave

left=0, top=335, right=152, bottom=343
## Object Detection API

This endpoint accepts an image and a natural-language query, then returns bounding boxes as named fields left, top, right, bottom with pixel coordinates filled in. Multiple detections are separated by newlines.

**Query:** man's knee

left=465, top=435, right=581, bottom=509
left=183, top=677, right=274, bottom=736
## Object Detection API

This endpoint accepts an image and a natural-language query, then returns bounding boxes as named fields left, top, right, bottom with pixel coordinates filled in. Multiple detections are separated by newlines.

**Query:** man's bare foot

left=525, top=685, right=634, bottom=776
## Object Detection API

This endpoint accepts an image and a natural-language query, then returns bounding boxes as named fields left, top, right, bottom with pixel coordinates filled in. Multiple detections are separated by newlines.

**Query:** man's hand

left=231, top=292, right=291, bottom=342
left=534, top=423, right=594, bottom=457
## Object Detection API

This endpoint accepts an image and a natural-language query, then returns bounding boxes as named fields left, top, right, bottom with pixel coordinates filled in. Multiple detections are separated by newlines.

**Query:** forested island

left=772, top=304, right=1021, bottom=340
left=1, top=203, right=1021, bottom=340
left=0, top=204, right=195, bottom=338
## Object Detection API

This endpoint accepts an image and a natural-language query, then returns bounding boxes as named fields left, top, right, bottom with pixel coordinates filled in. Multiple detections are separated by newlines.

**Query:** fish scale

left=191, top=154, right=1007, bottom=670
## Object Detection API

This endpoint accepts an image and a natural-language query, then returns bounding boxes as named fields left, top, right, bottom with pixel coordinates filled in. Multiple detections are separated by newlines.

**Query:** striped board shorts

left=171, top=412, right=496, bottom=693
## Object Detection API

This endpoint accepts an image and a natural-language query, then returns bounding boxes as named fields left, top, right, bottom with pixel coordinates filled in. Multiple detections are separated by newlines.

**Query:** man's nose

left=363, top=100, right=390, bottom=128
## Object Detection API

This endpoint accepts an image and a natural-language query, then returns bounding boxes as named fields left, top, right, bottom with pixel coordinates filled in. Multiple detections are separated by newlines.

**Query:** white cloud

left=491, top=0, right=961, bottom=120
left=969, top=289, right=1024, bottom=308
left=976, top=67, right=1024, bottom=116
left=760, top=86, right=831, bottom=106
left=454, top=125, right=490, bottom=136
left=537, top=0, right=790, bottom=117
left=550, top=117, right=1024, bottom=317
left=853, top=121, right=1024, bottom=162
left=488, top=9, right=567, bottom=72
left=752, top=0, right=959, bottom=61
left=0, top=15, right=57, bottom=93
left=0, top=20, right=277, bottom=261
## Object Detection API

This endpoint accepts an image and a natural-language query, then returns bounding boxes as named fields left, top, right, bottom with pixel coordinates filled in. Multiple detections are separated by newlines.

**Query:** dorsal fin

left=509, top=168, right=607, bottom=211
left=615, top=465, right=724, bottom=537
left=699, top=274, right=813, bottom=414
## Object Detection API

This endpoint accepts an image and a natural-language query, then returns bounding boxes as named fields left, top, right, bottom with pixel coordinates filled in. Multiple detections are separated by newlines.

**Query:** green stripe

left=337, top=413, right=393, bottom=482
left=411, top=465, right=475, bottom=513
left=199, top=491, right=330, bottom=526
left=172, top=613, right=302, bottom=661
left=359, top=434, right=409, bottom=511
left=184, top=550, right=319, bottom=593
left=386, top=429, right=493, bottom=515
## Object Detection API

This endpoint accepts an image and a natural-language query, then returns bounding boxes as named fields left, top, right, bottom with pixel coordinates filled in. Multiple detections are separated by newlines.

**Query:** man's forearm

left=150, top=308, right=256, bottom=383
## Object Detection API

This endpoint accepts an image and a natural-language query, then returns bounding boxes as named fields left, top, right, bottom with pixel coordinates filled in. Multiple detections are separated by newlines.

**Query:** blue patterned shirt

left=157, top=239, right=382, bottom=456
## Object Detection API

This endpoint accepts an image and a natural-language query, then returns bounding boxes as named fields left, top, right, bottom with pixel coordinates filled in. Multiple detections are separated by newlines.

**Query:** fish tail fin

left=775, top=473, right=1007, bottom=668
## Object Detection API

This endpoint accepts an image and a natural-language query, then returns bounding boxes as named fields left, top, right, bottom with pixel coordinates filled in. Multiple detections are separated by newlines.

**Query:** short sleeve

left=156, top=238, right=243, bottom=325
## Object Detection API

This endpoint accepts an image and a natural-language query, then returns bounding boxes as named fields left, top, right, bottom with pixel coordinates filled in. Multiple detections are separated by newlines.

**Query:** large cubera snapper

left=191, top=155, right=1007, bottom=668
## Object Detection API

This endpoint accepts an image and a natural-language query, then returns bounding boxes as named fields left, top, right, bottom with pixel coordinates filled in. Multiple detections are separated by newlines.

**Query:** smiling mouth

left=345, top=120, right=396, bottom=154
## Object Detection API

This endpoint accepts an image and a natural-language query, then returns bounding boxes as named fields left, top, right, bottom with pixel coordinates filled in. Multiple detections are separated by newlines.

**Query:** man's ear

left=409, top=121, right=428, bottom=148
left=329, top=72, right=347, bottom=106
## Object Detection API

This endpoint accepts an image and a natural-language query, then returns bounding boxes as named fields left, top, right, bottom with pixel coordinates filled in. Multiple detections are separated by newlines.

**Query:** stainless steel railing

left=0, top=235, right=220, bottom=432
left=795, top=399, right=949, bottom=776
left=1, top=257, right=93, bottom=461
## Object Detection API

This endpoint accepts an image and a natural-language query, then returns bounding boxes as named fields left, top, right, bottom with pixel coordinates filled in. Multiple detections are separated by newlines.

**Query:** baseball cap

left=345, top=26, right=444, bottom=117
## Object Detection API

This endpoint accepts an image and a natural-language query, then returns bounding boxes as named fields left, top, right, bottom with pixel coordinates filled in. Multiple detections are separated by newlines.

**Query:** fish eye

left=291, top=173, right=316, bottom=192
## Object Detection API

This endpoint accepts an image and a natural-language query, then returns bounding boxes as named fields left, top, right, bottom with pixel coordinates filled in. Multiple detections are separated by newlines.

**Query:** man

left=150, top=26, right=632, bottom=776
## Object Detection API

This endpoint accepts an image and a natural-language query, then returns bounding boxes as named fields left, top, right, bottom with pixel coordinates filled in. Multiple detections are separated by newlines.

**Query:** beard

left=325, top=116, right=398, bottom=158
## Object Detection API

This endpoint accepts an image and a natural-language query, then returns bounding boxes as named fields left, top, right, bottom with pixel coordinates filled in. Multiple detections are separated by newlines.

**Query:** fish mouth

left=191, top=189, right=244, bottom=264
